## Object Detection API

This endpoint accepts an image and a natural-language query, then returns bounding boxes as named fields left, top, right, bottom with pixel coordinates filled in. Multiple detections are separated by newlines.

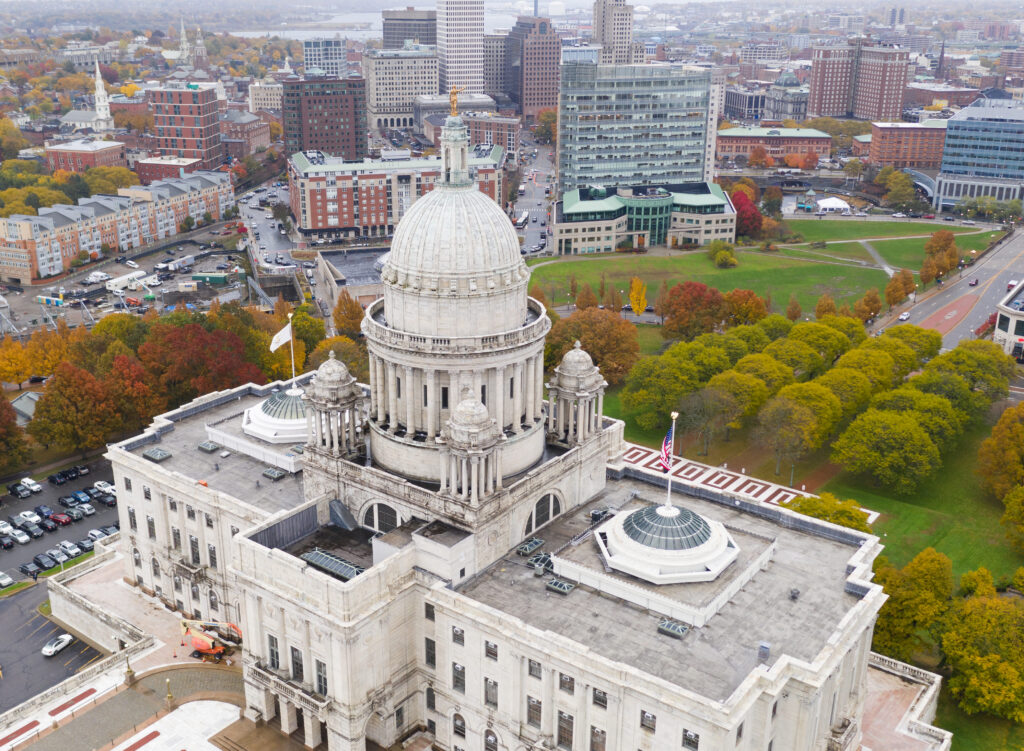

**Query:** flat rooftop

left=321, top=249, right=387, bottom=287
left=122, top=386, right=307, bottom=515
left=459, top=476, right=864, bottom=702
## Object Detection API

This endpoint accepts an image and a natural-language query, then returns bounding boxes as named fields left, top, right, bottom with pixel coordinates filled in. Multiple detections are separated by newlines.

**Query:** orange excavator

left=180, top=620, right=242, bottom=661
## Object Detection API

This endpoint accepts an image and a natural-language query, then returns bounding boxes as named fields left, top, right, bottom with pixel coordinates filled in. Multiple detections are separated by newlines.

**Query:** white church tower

left=92, top=59, right=113, bottom=131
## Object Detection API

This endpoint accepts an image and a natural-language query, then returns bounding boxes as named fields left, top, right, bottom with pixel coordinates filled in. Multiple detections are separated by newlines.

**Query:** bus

left=515, top=211, right=530, bottom=229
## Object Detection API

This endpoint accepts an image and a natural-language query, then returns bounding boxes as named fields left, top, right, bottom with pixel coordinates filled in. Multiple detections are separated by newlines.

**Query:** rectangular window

left=208, top=544, right=217, bottom=569
left=772, top=701, right=778, bottom=720
left=124, top=477, right=132, bottom=491
left=559, top=672, right=575, bottom=694
left=128, top=507, right=137, bottom=531
left=186, top=505, right=195, bottom=520
left=143, top=486, right=151, bottom=500
left=189, top=535, right=200, bottom=565
left=205, top=513, right=214, bottom=528
left=315, top=659, right=328, bottom=695
left=268, top=635, right=279, bottom=669
left=737, top=722, right=744, bottom=742
left=527, top=697, right=542, bottom=727
left=290, top=646, right=304, bottom=682
left=481, top=384, right=486, bottom=405
left=590, top=726, right=606, bottom=751
left=452, top=626, right=464, bottom=645
left=425, top=603, right=435, bottom=621
left=557, top=711, right=574, bottom=749
left=593, top=688, right=607, bottom=708
left=510, top=377, right=514, bottom=399
left=425, top=637, right=436, bottom=668
left=146, top=516, right=155, bottom=539
left=426, top=687, right=436, bottom=711
left=683, top=729, right=700, bottom=749
left=485, top=640, right=498, bottom=660
left=1015, top=319, right=1024, bottom=337
left=484, top=678, right=498, bottom=708
left=529, top=659, right=542, bottom=678
left=172, top=527, right=181, bottom=549
left=641, top=711, right=656, bottom=731
left=396, top=377, right=401, bottom=398
left=423, top=384, right=428, bottom=405
left=169, top=499, right=177, bottom=512
left=998, top=314, right=1010, bottom=332
left=452, top=662, right=465, bottom=693
left=395, top=706, right=404, bottom=729
left=441, top=386, right=449, bottom=409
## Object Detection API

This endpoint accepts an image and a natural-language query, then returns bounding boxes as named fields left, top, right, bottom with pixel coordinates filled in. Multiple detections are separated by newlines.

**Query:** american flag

left=660, top=423, right=674, bottom=473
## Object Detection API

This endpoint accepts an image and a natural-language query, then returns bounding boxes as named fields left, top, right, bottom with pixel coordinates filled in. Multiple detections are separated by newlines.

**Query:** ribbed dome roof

left=385, top=185, right=525, bottom=280
left=559, top=341, right=595, bottom=375
left=450, top=397, right=492, bottom=429
left=260, top=388, right=308, bottom=421
left=621, top=505, right=712, bottom=551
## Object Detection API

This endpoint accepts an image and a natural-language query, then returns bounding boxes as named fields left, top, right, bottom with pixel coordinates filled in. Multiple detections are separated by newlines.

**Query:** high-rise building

left=248, top=80, right=284, bottom=113
left=807, top=42, right=909, bottom=120
left=382, top=7, right=437, bottom=49
left=934, top=97, right=1024, bottom=208
left=437, top=0, right=484, bottom=94
left=150, top=82, right=225, bottom=170
left=363, top=43, right=439, bottom=129
left=505, top=17, right=561, bottom=122
left=483, top=33, right=509, bottom=98
left=282, top=78, right=367, bottom=160
left=302, top=38, right=348, bottom=78
left=739, top=40, right=788, bottom=64
left=885, top=7, right=906, bottom=26
left=592, top=0, right=645, bottom=63
left=557, top=61, right=710, bottom=193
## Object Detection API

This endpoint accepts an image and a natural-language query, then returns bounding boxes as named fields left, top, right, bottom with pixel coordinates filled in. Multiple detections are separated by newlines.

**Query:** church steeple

left=93, top=59, right=110, bottom=124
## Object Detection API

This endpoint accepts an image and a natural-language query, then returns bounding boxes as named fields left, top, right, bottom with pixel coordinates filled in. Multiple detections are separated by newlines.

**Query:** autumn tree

left=788, top=321, right=853, bottom=365
left=860, top=335, right=919, bottom=379
left=872, top=548, right=953, bottom=661
left=977, top=402, right=1024, bottom=500
left=920, top=256, right=938, bottom=287
left=706, top=370, right=769, bottom=427
left=602, top=286, right=623, bottom=312
left=762, top=337, right=823, bottom=379
left=0, top=336, right=31, bottom=388
left=748, top=145, right=772, bottom=169
left=104, top=354, right=164, bottom=434
left=679, top=385, right=739, bottom=455
left=884, top=274, right=908, bottom=308
left=332, top=289, right=364, bottom=339
left=924, top=229, right=956, bottom=257
left=785, top=295, right=802, bottom=321
left=885, top=324, right=941, bottom=363
left=883, top=171, right=917, bottom=210
left=290, top=310, right=326, bottom=362
left=761, top=186, right=783, bottom=216
left=813, top=368, right=873, bottom=420
left=731, top=189, right=763, bottom=238
left=926, top=340, right=1014, bottom=407
left=833, top=348, right=896, bottom=391
left=723, top=288, right=767, bottom=326
left=28, top=362, right=118, bottom=453
left=725, top=324, right=770, bottom=354
left=575, top=283, right=598, bottom=310
left=782, top=492, right=871, bottom=532
left=755, top=395, right=816, bottom=476
left=628, top=276, right=647, bottom=316
left=801, top=150, right=820, bottom=170
left=663, top=341, right=732, bottom=381
left=545, top=308, right=639, bottom=386
left=871, top=387, right=963, bottom=452
left=818, top=314, right=867, bottom=346
left=0, top=397, right=29, bottom=473
left=25, top=325, right=69, bottom=376
left=653, top=280, right=670, bottom=324
left=621, top=356, right=700, bottom=430
left=898, top=268, right=916, bottom=298
left=832, top=409, right=940, bottom=494
left=814, top=294, right=836, bottom=319
left=1000, top=486, right=1024, bottom=553
left=661, top=281, right=727, bottom=341
left=774, top=382, right=842, bottom=446
left=306, top=336, right=369, bottom=383
left=854, top=288, right=882, bottom=321
left=733, top=353, right=795, bottom=395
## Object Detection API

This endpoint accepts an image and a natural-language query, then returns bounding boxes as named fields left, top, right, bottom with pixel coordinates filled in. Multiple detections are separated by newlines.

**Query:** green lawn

left=775, top=242, right=875, bottom=264
left=602, top=387, right=663, bottom=447
left=529, top=253, right=889, bottom=313
left=787, top=219, right=975, bottom=243
left=824, top=421, right=1021, bottom=581
left=871, top=231, right=1006, bottom=271
left=936, top=686, right=1024, bottom=751
left=636, top=324, right=665, bottom=356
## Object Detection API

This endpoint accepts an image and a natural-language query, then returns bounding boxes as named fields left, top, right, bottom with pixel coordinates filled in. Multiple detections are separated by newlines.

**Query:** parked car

left=100, top=525, right=119, bottom=537
left=76, top=538, right=94, bottom=552
left=969, top=278, right=980, bottom=287
left=38, top=518, right=57, bottom=533
left=943, top=215, right=956, bottom=222
left=10, top=529, right=29, bottom=545
left=64, top=507, right=84, bottom=522
left=20, top=478, right=42, bottom=494
left=124, top=260, right=139, bottom=269
left=71, top=491, right=90, bottom=505
left=33, top=505, right=54, bottom=519
left=923, top=214, right=936, bottom=219
left=0, top=521, right=13, bottom=536
left=32, top=553, right=56, bottom=570
left=45, top=548, right=68, bottom=564
left=78, top=503, right=96, bottom=517
left=892, top=212, right=907, bottom=218
left=87, top=529, right=107, bottom=541
left=51, top=513, right=71, bottom=526
left=0, top=571, right=12, bottom=588
left=18, top=562, right=40, bottom=577
left=47, top=473, right=67, bottom=486
left=59, top=496, right=79, bottom=508
left=63, top=467, right=80, bottom=480
left=22, top=524, right=43, bottom=539
left=73, top=465, right=89, bottom=476
left=7, top=483, right=30, bottom=500
left=898, top=311, right=911, bottom=321
left=41, top=634, right=73, bottom=657
left=17, top=510, right=41, bottom=525
left=96, top=494, right=117, bottom=508
left=84, top=487, right=102, bottom=500
left=0, top=536, right=13, bottom=550
left=93, top=480, right=116, bottom=495
left=962, top=219, right=976, bottom=225
left=58, top=541, right=82, bottom=558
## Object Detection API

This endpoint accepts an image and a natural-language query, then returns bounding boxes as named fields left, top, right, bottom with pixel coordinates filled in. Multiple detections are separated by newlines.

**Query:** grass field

left=872, top=231, right=1006, bottom=271
left=786, top=219, right=977, bottom=243
left=529, top=253, right=889, bottom=312
left=635, top=324, right=665, bottom=356
left=936, top=687, right=1024, bottom=751
left=775, top=242, right=875, bottom=264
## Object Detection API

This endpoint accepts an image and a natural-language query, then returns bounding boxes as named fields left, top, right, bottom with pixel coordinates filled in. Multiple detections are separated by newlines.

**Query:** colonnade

left=548, top=390, right=604, bottom=445
left=439, top=449, right=503, bottom=503
left=306, top=403, right=360, bottom=455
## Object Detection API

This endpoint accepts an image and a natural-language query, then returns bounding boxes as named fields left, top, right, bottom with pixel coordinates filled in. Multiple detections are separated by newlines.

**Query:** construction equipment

left=180, top=619, right=242, bottom=660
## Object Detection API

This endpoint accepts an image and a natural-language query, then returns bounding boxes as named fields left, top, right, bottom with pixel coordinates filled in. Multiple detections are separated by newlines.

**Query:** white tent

left=816, top=196, right=851, bottom=213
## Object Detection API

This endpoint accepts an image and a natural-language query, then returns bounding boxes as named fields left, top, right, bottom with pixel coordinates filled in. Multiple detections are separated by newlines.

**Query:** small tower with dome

left=439, top=390, right=503, bottom=503
left=302, top=352, right=366, bottom=458
left=546, top=341, right=607, bottom=446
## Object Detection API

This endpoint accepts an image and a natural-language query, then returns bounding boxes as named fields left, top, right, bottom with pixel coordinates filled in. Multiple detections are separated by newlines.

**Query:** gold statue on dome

left=449, top=85, right=465, bottom=116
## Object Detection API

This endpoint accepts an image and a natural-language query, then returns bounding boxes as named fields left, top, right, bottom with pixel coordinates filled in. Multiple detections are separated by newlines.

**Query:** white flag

left=270, top=322, right=292, bottom=352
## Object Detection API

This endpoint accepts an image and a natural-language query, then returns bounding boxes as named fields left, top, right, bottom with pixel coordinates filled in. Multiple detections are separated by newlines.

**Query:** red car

left=923, top=213, right=935, bottom=219
left=51, top=513, right=72, bottom=526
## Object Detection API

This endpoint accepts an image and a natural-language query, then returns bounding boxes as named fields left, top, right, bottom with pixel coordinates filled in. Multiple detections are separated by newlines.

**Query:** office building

left=869, top=120, right=947, bottom=169
left=45, top=139, right=126, bottom=174
left=423, top=110, right=520, bottom=155
left=592, top=0, right=645, bottom=63
left=413, top=93, right=495, bottom=132
left=483, top=34, right=509, bottom=97
left=885, top=7, right=906, bottom=26
left=704, top=67, right=725, bottom=182
left=303, top=38, right=348, bottom=78
left=150, top=82, right=225, bottom=170
left=762, top=70, right=809, bottom=122
left=437, top=0, right=484, bottom=93
left=248, top=80, right=284, bottom=113
left=557, top=61, right=710, bottom=193
left=724, top=87, right=766, bottom=121
left=286, top=141, right=503, bottom=239
left=135, top=155, right=201, bottom=185
left=363, top=43, right=439, bottom=129
left=716, top=127, right=832, bottom=162
left=505, top=17, right=561, bottom=121
left=282, top=78, right=367, bottom=160
left=808, top=42, right=909, bottom=120
left=739, top=41, right=788, bottom=64
left=934, top=97, right=1024, bottom=208
left=382, top=7, right=437, bottom=49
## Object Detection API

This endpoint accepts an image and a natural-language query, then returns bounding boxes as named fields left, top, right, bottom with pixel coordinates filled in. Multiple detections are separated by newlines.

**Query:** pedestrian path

left=111, top=700, right=239, bottom=751
left=858, top=240, right=895, bottom=276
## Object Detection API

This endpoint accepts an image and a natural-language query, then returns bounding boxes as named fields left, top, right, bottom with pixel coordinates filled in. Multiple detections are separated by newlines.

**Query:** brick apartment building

left=504, top=17, right=561, bottom=122
left=150, top=82, right=226, bottom=170
left=423, top=111, right=520, bottom=155
left=220, top=110, right=272, bottom=161
left=716, top=127, right=832, bottom=161
left=903, top=83, right=981, bottom=109
left=282, top=77, right=367, bottom=160
left=808, top=42, right=909, bottom=120
left=135, top=155, right=202, bottom=185
left=45, top=139, right=127, bottom=173
left=287, top=145, right=503, bottom=239
left=868, top=120, right=947, bottom=169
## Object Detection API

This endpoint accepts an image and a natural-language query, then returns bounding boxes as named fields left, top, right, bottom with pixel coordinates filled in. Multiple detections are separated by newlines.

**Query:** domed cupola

left=546, top=341, right=607, bottom=446
left=440, top=391, right=503, bottom=504
left=243, top=387, right=308, bottom=444
left=302, top=352, right=367, bottom=458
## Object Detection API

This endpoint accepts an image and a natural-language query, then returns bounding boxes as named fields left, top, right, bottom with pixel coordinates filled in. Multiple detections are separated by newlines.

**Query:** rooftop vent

left=546, top=578, right=575, bottom=595
left=197, top=440, right=221, bottom=453
left=658, top=619, right=689, bottom=639
left=759, top=642, right=771, bottom=662
left=301, top=548, right=365, bottom=582
left=142, top=447, right=172, bottom=463
left=262, top=467, right=287, bottom=481
left=517, top=537, right=544, bottom=556
left=789, top=588, right=800, bottom=601
left=289, top=444, right=305, bottom=455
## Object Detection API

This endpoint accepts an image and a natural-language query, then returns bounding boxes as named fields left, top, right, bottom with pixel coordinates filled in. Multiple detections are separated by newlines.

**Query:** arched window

left=209, top=590, right=219, bottom=612
left=132, top=548, right=141, bottom=568
left=453, top=713, right=466, bottom=738
left=191, top=583, right=200, bottom=600
left=523, top=494, right=562, bottom=536
left=484, top=729, right=498, bottom=751
left=151, top=557, right=160, bottom=578
left=363, top=503, right=399, bottom=533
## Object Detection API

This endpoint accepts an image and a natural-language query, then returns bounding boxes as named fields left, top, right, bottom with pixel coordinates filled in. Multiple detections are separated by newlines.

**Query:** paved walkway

left=111, top=700, right=239, bottom=751
left=859, top=240, right=895, bottom=276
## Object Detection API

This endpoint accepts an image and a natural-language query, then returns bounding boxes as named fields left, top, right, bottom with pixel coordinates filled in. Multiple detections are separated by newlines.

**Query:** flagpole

left=664, top=410, right=679, bottom=509
left=287, top=312, right=296, bottom=383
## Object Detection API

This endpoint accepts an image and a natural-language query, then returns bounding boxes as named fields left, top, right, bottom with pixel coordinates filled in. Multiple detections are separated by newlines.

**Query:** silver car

left=46, top=548, right=68, bottom=564
left=59, top=540, right=82, bottom=558
left=78, top=503, right=96, bottom=517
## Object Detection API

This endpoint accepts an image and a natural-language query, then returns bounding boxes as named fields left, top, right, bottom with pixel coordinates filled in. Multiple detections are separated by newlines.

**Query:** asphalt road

left=1, top=459, right=119, bottom=585
left=515, top=140, right=555, bottom=255
left=0, top=582, right=104, bottom=713
left=238, top=185, right=297, bottom=265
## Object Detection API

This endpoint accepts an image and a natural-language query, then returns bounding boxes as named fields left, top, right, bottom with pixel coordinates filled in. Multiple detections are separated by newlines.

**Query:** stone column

left=386, top=363, right=397, bottom=432
left=439, top=449, right=448, bottom=492
left=470, top=456, right=479, bottom=503
left=404, top=366, right=414, bottom=433
left=368, top=353, right=377, bottom=413
left=512, top=362, right=524, bottom=434
left=348, top=406, right=357, bottom=447
left=495, top=366, right=505, bottom=433
left=305, top=409, right=313, bottom=447
left=597, top=392, right=604, bottom=428
left=280, top=699, right=298, bottom=735
left=375, top=357, right=386, bottom=423
left=426, top=371, right=437, bottom=440
left=460, top=457, right=468, bottom=499
left=496, top=449, right=503, bottom=489
left=535, top=355, right=545, bottom=421
left=525, top=356, right=536, bottom=428
left=548, top=393, right=556, bottom=432
left=473, top=370, right=483, bottom=404
left=303, top=709, right=322, bottom=748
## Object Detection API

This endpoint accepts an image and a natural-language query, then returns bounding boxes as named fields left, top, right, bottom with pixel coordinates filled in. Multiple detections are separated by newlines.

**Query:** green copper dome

left=621, top=505, right=712, bottom=551
left=260, top=389, right=308, bottom=421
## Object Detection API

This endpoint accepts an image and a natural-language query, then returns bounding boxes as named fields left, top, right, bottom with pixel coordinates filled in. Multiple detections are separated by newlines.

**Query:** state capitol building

left=103, top=113, right=945, bottom=751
